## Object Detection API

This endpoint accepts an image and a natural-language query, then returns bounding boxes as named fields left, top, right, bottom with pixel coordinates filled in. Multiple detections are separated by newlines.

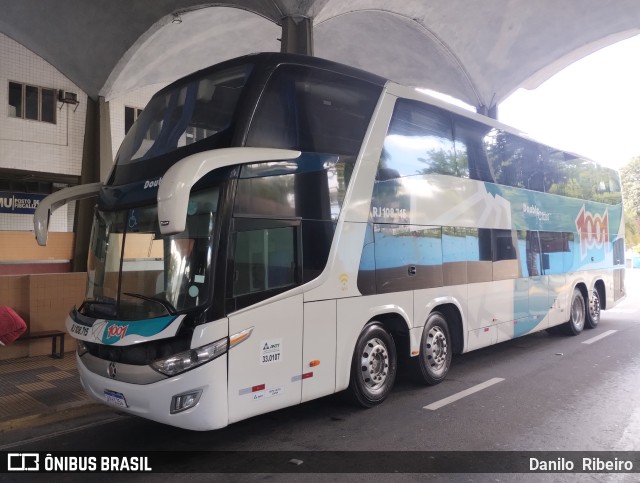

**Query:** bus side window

left=378, top=99, right=461, bottom=179
left=484, top=130, right=545, bottom=191
left=539, top=231, right=571, bottom=274
left=452, top=115, right=494, bottom=183
left=246, top=65, right=380, bottom=156
left=233, top=226, right=298, bottom=297
left=492, top=229, right=520, bottom=280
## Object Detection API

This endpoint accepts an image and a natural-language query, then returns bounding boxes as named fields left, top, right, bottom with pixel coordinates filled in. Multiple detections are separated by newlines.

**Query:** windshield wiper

left=81, top=297, right=117, bottom=317
left=122, top=292, right=177, bottom=315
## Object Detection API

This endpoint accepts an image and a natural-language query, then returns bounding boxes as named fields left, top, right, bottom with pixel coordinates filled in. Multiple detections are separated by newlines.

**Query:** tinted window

left=8, top=82, right=22, bottom=117
left=41, top=88, right=55, bottom=123
left=492, top=229, right=520, bottom=280
left=247, top=65, right=381, bottom=155
left=25, top=85, right=39, bottom=120
left=379, top=99, right=461, bottom=179
left=453, top=115, right=494, bottom=182
left=233, top=226, right=297, bottom=296
left=539, top=231, right=571, bottom=274
left=484, top=130, right=545, bottom=191
left=235, top=174, right=296, bottom=218
left=520, top=230, right=542, bottom=277
left=116, top=63, right=252, bottom=165
left=234, top=157, right=349, bottom=291
left=546, top=151, right=622, bottom=205
left=236, top=156, right=354, bottom=222
left=374, top=224, right=443, bottom=293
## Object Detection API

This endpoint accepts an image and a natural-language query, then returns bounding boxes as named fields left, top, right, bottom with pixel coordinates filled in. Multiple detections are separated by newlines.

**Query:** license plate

left=104, top=389, right=128, bottom=408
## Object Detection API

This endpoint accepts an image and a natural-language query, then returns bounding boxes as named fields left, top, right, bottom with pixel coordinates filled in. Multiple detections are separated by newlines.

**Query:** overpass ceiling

left=1, top=0, right=640, bottom=108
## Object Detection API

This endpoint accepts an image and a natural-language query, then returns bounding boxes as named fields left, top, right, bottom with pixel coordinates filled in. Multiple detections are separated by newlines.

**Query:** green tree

left=621, top=157, right=640, bottom=251
left=624, top=208, right=640, bottom=251
left=621, top=157, right=640, bottom=216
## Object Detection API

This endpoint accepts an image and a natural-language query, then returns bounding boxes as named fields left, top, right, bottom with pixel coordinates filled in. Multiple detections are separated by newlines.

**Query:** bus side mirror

left=33, top=182, right=102, bottom=246
left=158, top=148, right=300, bottom=235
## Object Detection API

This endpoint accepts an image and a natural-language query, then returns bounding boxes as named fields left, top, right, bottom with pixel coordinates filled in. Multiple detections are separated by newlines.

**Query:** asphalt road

left=3, top=270, right=640, bottom=481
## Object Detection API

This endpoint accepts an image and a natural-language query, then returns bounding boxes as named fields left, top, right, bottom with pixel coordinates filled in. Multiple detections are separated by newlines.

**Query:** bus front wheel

left=563, top=288, right=586, bottom=335
left=413, top=312, right=452, bottom=385
left=348, top=322, right=397, bottom=408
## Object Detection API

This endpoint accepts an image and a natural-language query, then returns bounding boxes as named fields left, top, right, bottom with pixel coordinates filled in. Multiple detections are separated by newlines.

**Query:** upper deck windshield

left=84, top=187, right=219, bottom=321
left=112, top=64, right=252, bottom=182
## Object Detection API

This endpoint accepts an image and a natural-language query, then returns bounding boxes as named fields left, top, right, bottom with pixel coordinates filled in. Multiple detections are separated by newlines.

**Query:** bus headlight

left=151, top=338, right=228, bottom=376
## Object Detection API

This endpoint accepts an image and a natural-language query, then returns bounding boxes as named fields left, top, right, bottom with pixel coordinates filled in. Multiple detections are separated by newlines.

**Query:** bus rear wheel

left=563, top=288, right=586, bottom=336
left=585, top=288, right=601, bottom=329
left=413, top=312, right=452, bottom=385
left=348, top=322, right=397, bottom=408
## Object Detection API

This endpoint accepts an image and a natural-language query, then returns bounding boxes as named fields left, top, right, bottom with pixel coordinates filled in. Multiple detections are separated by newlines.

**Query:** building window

left=8, top=81, right=56, bottom=123
left=124, top=106, right=143, bottom=134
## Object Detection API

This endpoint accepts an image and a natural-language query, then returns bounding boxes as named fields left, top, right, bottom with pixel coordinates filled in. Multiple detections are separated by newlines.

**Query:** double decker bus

left=35, top=53, right=625, bottom=430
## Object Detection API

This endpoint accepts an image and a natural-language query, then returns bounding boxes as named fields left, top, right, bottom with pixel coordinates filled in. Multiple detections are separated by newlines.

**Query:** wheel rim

left=359, top=337, right=389, bottom=390
left=425, top=325, right=448, bottom=376
left=571, top=294, right=585, bottom=330
left=589, top=290, right=601, bottom=323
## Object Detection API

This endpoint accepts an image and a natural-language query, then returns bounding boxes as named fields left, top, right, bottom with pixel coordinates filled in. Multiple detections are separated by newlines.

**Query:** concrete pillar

left=98, top=97, right=113, bottom=182
left=477, top=103, right=498, bottom=119
left=72, top=97, right=102, bottom=272
left=280, top=16, right=314, bottom=55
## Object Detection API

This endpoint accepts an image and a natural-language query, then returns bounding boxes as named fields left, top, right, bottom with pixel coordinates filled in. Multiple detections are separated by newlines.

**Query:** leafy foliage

left=621, top=157, right=640, bottom=217
left=621, top=157, right=640, bottom=252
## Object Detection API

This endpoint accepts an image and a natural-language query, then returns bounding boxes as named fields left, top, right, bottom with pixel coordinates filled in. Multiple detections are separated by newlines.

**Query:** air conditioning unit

left=58, top=90, right=78, bottom=104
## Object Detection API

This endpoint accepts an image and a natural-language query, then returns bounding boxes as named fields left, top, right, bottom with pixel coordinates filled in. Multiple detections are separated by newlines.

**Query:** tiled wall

left=0, top=272, right=86, bottom=359
left=0, top=202, right=75, bottom=232
left=0, top=232, right=74, bottom=262
left=0, top=33, right=87, bottom=233
left=0, top=33, right=87, bottom=176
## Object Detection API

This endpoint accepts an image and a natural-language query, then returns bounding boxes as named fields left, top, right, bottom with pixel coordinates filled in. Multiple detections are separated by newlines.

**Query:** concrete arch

left=314, top=9, right=482, bottom=107
left=102, top=5, right=280, bottom=101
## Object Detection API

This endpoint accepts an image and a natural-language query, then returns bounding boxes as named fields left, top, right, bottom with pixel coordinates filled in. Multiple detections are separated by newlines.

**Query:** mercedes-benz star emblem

left=108, top=362, right=117, bottom=379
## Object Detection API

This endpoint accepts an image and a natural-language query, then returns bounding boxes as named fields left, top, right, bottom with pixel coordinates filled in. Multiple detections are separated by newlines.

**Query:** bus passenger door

left=226, top=218, right=304, bottom=424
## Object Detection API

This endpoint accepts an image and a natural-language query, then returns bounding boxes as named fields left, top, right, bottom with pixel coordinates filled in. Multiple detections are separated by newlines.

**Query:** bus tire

left=585, top=288, right=601, bottom=329
left=413, top=312, right=452, bottom=385
left=562, top=288, right=586, bottom=336
left=348, top=322, right=397, bottom=408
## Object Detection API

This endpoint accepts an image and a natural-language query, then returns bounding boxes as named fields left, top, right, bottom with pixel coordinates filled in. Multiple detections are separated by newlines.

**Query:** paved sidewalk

left=0, top=352, right=102, bottom=432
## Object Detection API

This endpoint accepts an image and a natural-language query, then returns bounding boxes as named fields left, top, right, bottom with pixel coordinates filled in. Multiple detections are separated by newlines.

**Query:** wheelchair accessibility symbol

left=128, top=211, right=138, bottom=229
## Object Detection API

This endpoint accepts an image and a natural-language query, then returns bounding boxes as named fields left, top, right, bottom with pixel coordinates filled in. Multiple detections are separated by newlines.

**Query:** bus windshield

left=115, top=63, right=252, bottom=166
left=84, top=187, right=219, bottom=320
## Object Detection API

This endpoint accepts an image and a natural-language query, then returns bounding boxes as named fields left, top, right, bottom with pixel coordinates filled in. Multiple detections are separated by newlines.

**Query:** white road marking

left=423, top=377, right=505, bottom=410
left=582, top=329, right=618, bottom=345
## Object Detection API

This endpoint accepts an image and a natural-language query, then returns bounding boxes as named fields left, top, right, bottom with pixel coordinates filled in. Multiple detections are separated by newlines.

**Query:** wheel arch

left=336, top=301, right=413, bottom=393
left=573, top=281, right=589, bottom=307
left=429, top=303, right=465, bottom=355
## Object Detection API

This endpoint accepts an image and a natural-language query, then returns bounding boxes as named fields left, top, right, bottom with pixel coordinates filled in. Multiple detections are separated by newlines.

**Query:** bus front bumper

left=76, top=352, right=229, bottom=431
